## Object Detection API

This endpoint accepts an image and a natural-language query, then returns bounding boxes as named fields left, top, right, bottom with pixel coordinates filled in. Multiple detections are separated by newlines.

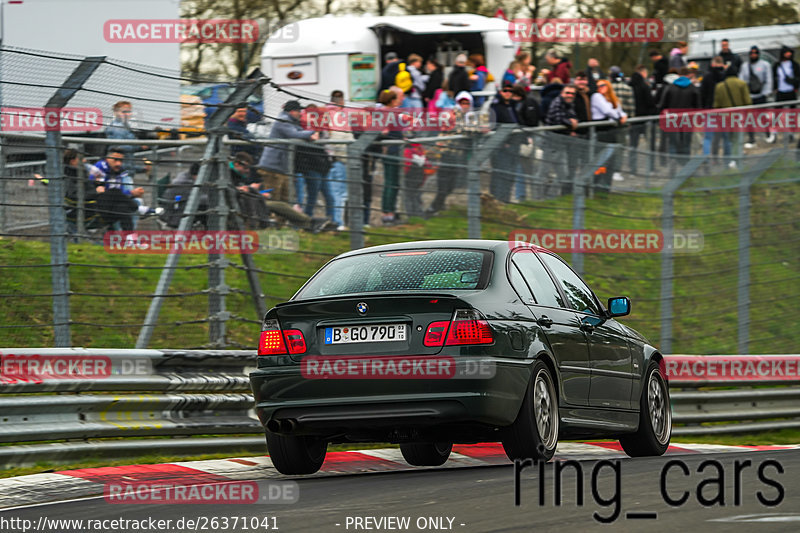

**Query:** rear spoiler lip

left=275, top=292, right=480, bottom=307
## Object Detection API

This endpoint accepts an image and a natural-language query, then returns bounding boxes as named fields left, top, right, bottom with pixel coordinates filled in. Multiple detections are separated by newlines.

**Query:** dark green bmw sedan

left=249, top=240, right=671, bottom=474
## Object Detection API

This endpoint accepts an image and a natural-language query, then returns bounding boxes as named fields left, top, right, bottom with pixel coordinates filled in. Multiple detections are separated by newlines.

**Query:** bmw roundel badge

left=356, top=302, right=368, bottom=314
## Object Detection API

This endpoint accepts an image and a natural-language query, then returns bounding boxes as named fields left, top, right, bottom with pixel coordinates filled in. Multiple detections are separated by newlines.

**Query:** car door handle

left=537, top=316, right=553, bottom=328
left=580, top=321, right=594, bottom=333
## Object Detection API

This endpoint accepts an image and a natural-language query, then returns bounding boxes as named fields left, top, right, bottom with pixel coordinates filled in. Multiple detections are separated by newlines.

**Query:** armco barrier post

left=44, top=56, right=105, bottom=346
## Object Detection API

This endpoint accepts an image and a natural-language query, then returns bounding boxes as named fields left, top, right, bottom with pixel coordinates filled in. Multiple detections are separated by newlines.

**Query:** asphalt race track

left=2, top=448, right=800, bottom=532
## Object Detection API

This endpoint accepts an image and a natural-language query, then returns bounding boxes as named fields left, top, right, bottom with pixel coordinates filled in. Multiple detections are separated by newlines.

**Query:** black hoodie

left=773, top=46, right=800, bottom=91
left=700, top=66, right=726, bottom=108
left=630, top=71, right=656, bottom=116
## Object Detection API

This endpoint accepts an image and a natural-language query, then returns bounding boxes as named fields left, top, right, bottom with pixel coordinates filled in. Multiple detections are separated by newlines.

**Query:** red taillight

left=258, top=319, right=306, bottom=355
left=425, top=310, right=493, bottom=347
left=259, top=330, right=287, bottom=355
left=284, top=329, right=306, bottom=354
left=446, top=319, right=493, bottom=345
left=424, top=321, right=450, bottom=347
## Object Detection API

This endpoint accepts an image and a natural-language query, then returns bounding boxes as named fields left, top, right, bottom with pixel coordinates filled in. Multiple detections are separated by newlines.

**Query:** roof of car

left=336, top=239, right=549, bottom=259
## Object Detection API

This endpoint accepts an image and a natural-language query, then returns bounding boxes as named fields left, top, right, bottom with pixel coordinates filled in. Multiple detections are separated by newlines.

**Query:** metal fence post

left=571, top=145, right=616, bottom=275
left=43, top=56, right=104, bottom=346
left=736, top=149, right=783, bottom=354
left=659, top=156, right=705, bottom=353
left=647, top=120, right=656, bottom=176
left=469, top=124, right=515, bottom=239
left=75, top=144, right=87, bottom=238
left=136, top=79, right=266, bottom=348
left=208, top=151, right=229, bottom=347
left=346, top=132, right=378, bottom=251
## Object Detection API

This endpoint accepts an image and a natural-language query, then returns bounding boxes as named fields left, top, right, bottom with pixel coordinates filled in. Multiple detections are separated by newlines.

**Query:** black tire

left=265, top=432, right=327, bottom=475
left=620, top=361, right=671, bottom=457
left=399, top=442, right=452, bottom=466
left=502, top=360, right=559, bottom=462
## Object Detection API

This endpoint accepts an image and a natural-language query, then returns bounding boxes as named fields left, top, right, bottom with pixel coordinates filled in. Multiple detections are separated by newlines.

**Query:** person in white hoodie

left=591, top=79, right=627, bottom=188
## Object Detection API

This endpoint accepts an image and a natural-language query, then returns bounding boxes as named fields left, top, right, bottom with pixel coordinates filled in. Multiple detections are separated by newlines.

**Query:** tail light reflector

left=283, top=329, right=307, bottom=354
left=423, top=321, right=450, bottom=347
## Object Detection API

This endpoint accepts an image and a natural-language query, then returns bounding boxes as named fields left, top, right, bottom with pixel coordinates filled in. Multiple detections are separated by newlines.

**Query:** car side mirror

left=607, top=296, right=631, bottom=317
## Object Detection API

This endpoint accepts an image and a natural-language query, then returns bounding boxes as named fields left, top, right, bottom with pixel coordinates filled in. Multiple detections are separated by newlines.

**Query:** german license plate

left=324, top=324, right=406, bottom=344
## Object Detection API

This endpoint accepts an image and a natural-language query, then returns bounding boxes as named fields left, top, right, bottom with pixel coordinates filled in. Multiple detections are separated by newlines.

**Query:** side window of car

left=508, top=262, right=534, bottom=303
left=512, top=251, right=565, bottom=309
left=538, top=253, right=601, bottom=315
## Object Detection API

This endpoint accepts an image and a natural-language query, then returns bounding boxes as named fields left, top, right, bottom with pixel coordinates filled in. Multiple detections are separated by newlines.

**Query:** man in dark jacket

left=659, top=67, right=701, bottom=155
left=572, top=72, right=592, bottom=135
left=629, top=65, right=656, bottom=172
left=700, top=56, right=727, bottom=160
left=489, top=84, right=520, bottom=202
left=447, top=54, right=471, bottom=96
left=379, top=51, right=401, bottom=94
left=719, top=39, right=741, bottom=75
left=649, top=50, right=669, bottom=87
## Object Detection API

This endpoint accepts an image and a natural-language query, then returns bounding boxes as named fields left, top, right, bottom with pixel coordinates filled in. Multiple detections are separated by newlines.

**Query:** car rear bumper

left=249, top=357, right=532, bottom=438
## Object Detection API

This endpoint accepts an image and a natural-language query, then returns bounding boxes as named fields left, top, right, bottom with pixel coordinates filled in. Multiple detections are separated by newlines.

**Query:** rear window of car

left=295, top=249, right=491, bottom=299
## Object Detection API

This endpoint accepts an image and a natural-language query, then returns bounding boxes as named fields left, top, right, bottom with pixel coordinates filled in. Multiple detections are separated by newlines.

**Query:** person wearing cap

left=379, top=51, right=401, bottom=95
left=740, top=45, right=774, bottom=147
left=258, top=100, right=319, bottom=213
left=609, top=66, right=634, bottom=117
left=489, top=83, right=521, bottom=203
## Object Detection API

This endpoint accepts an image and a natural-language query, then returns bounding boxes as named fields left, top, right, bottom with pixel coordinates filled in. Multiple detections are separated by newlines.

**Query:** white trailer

left=688, top=23, right=800, bottom=68
left=0, top=0, right=181, bottom=132
left=260, top=13, right=517, bottom=119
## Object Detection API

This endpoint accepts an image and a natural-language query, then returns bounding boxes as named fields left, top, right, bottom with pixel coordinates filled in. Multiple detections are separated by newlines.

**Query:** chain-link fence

left=1, top=46, right=799, bottom=354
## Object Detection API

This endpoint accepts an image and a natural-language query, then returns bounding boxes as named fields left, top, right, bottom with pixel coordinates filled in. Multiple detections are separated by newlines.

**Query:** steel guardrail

left=1, top=350, right=799, bottom=467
